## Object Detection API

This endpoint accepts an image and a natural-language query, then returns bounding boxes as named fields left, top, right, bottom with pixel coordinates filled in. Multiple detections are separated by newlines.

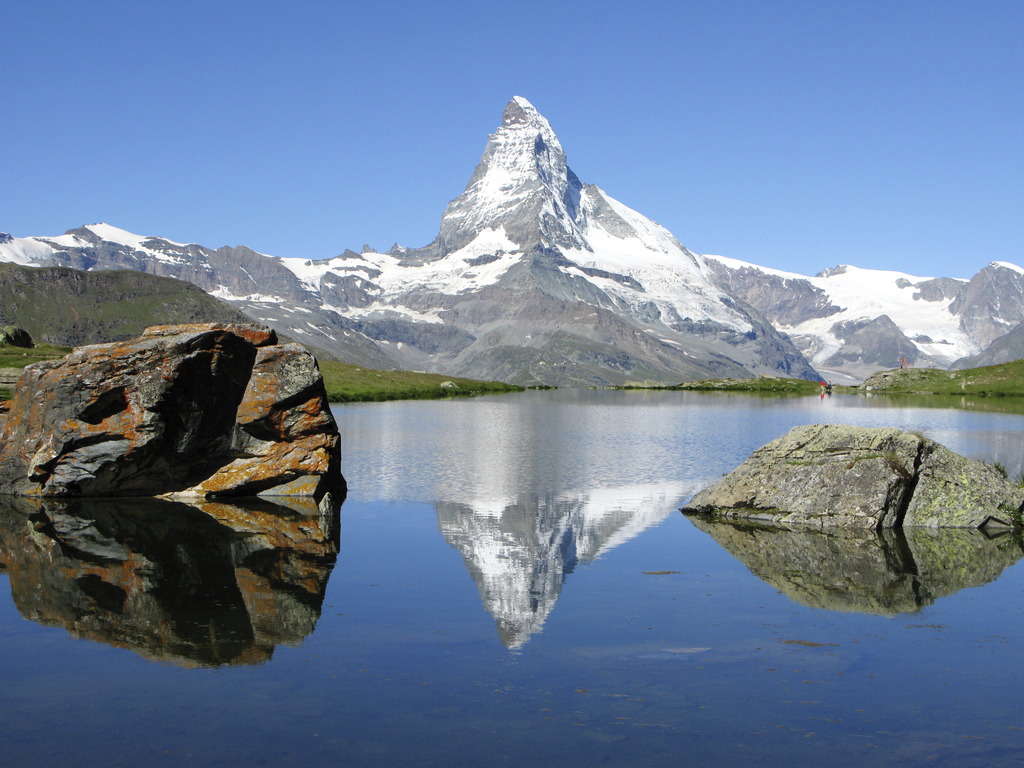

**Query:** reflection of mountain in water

left=438, top=483, right=686, bottom=648
left=689, top=516, right=1024, bottom=614
left=0, top=496, right=339, bottom=666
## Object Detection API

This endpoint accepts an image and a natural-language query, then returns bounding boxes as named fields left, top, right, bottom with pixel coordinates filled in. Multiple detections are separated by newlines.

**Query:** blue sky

left=3, top=0, right=1021, bottom=277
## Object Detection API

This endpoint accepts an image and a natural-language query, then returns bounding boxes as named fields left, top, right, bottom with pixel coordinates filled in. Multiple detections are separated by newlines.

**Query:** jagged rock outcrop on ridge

left=0, top=325, right=32, bottom=347
left=0, top=323, right=343, bottom=504
left=681, top=424, right=1023, bottom=529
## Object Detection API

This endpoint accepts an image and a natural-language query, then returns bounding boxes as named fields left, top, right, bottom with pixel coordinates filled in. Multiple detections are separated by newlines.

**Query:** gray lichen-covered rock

left=0, top=323, right=343, bottom=505
left=682, top=424, right=1023, bottom=529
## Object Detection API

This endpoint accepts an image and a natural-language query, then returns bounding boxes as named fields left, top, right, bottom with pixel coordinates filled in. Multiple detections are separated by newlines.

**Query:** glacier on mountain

left=706, top=255, right=1024, bottom=382
left=262, top=96, right=819, bottom=385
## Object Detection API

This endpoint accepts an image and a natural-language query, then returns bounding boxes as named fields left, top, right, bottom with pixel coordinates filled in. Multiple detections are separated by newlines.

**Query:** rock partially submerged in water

left=682, top=424, right=1023, bottom=529
left=0, top=323, right=343, bottom=505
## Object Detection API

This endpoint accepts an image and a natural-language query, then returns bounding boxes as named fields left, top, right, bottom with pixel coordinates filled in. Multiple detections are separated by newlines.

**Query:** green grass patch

left=0, top=343, right=73, bottom=368
left=0, top=343, right=74, bottom=401
left=864, top=360, right=1024, bottom=397
left=317, top=360, right=523, bottom=403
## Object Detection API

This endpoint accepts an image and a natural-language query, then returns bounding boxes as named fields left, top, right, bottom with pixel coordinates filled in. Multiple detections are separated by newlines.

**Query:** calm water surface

left=1, top=390, right=1022, bottom=767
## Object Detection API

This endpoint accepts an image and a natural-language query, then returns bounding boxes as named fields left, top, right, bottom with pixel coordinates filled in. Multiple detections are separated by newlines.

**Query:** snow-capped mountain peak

left=502, top=95, right=546, bottom=126
left=437, top=96, right=585, bottom=255
left=0, top=97, right=824, bottom=385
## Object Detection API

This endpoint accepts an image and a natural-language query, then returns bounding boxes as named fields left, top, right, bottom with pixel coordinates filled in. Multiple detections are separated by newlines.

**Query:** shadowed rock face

left=0, top=496, right=339, bottom=666
left=689, top=517, right=1024, bottom=615
left=682, top=424, right=1024, bottom=529
left=0, top=323, right=343, bottom=504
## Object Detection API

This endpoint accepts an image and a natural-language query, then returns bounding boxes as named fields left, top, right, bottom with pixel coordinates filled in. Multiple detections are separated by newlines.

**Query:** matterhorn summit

left=300, top=96, right=820, bottom=385
left=435, top=95, right=588, bottom=255
left=0, top=97, right=825, bottom=385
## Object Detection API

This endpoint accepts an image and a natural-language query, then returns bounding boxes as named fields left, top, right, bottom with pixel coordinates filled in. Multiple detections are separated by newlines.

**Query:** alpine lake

left=1, top=389, right=1022, bottom=767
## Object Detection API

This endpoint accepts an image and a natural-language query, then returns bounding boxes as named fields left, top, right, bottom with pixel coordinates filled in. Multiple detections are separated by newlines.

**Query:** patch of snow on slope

left=342, top=227, right=520, bottom=302
left=0, top=236, right=56, bottom=266
left=797, top=266, right=973, bottom=362
left=585, top=187, right=691, bottom=266
left=340, top=303, right=446, bottom=324
left=43, top=223, right=197, bottom=267
left=85, top=223, right=160, bottom=248
left=563, top=243, right=747, bottom=332
left=210, top=286, right=286, bottom=302
left=279, top=256, right=334, bottom=291
left=707, top=253, right=809, bottom=281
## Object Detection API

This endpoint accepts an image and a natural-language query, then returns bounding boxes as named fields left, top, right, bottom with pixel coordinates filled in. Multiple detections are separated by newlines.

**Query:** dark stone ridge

left=682, top=424, right=1024, bottom=529
left=952, top=319, right=1024, bottom=369
left=0, top=323, right=343, bottom=505
left=0, top=495, right=338, bottom=666
left=825, top=315, right=921, bottom=368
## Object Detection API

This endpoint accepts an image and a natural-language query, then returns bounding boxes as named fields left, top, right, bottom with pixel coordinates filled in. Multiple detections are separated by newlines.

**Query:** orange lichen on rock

left=0, top=324, right=343, bottom=504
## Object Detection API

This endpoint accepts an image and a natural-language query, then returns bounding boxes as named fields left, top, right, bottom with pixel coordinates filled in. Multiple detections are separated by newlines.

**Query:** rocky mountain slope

left=0, top=227, right=391, bottom=368
left=0, top=99, right=818, bottom=386
left=4, top=97, right=1022, bottom=384
left=273, top=97, right=821, bottom=385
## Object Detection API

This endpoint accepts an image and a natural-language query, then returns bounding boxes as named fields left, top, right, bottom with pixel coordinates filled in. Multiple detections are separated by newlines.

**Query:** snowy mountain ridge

left=705, top=254, right=1024, bottom=381
left=3, top=97, right=1023, bottom=383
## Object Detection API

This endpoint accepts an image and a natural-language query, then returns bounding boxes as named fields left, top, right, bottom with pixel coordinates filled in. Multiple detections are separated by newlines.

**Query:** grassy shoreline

left=860, top=360, right=1024, bottom=396
left=0, top=344, right=524, bottom=404
left=4, top=341, right=1024, bottom=404
left=316, top=360, right=523, bottom=402
left=616, top=359, right=1024, bottom=400
left=617, top=375, right=827, bottom=395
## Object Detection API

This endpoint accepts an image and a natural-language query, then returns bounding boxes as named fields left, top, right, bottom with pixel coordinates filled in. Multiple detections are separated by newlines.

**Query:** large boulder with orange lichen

left=0, top=323, right=343, bottom=506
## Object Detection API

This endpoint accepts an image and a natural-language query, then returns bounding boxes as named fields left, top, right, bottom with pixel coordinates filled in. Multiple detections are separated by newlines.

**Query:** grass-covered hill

left=861, top=360, right=1024, bottom=396
left=0, top=263, right=253, bottom=346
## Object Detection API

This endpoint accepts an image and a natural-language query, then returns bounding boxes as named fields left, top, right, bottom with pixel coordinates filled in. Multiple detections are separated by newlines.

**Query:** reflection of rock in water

left=438, top=484, right=682, bottom=648
left=689, top=516, right=1024, bottom=614
left=0, top=496, right=339, bottom=666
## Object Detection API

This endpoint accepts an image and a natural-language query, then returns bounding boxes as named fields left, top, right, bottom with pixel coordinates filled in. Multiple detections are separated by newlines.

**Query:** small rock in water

left=681, top=424, right=1022, bottom=529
